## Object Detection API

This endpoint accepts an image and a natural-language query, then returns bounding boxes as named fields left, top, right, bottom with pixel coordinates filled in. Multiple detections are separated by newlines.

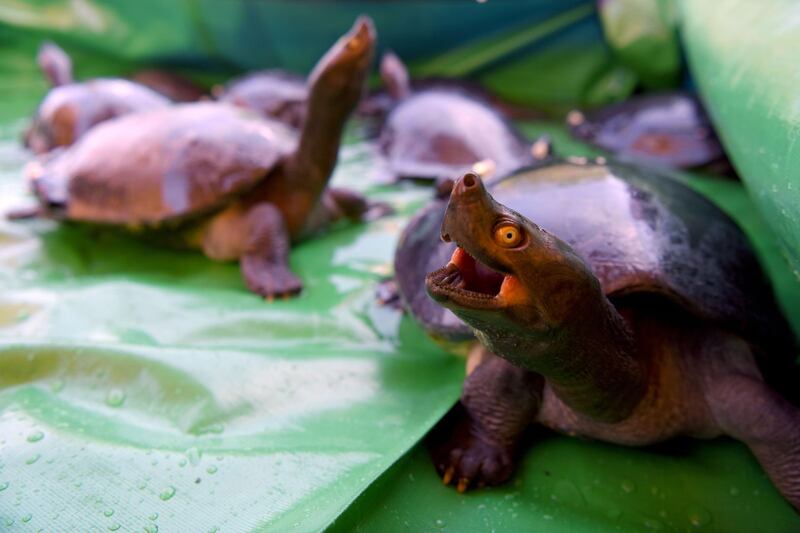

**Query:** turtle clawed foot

left=362, top=200, right=394, bottom=222
left=429, top=405, right=515, bottom=492
left=241, top=258, right=303, bottom=300
left=375, top=278, right=402, bottom=309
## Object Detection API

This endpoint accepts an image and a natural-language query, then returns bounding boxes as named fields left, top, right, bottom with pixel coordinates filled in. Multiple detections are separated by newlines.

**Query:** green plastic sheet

left=1, top=2, right=800, bottom=531
left=679, top=0, right=800, bottom=277
left=0, top=85, right=467, bottom=529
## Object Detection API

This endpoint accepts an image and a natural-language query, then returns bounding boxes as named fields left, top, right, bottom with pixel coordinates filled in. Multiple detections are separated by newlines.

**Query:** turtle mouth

left=426, top=246, right=514, bottom=309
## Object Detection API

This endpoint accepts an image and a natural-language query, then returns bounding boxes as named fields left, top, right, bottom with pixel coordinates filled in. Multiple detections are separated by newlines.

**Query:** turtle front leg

left=326, top=187, right=393, bottom=222
left=706, top=373, right=800, bottom=511
left=429, top=348, right=543, bottom=492
left=202, top=202, right=302, bottom=299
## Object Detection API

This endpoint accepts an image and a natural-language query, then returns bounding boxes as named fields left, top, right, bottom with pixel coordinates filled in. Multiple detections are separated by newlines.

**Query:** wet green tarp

left=0, top=1, right=799, bottom=532
left=679, top=0, right=800, bottom=278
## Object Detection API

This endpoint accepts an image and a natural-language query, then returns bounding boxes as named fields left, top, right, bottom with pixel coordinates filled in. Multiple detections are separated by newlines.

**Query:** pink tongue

left=471, top=257, right=505, bottom=295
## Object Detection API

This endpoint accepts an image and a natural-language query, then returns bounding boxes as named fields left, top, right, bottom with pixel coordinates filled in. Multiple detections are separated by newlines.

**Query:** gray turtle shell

left=34, top=102, right=296, bottom=226
left=395, top=159, right=794, bottom=357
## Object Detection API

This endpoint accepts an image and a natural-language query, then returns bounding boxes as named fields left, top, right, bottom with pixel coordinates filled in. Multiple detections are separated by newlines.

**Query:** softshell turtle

left=567, top=92, right=725, bottom=169
left=25, top=42, right=171, bottom=154
left=376, top=52, right=534, bottom=184
left=14, top=17, right=380, bottom=299
left=215, top=70, right=308, bottom=129
left=394, top=155, right=800, bottom=509
left=131, top=69, right=207, bottom=103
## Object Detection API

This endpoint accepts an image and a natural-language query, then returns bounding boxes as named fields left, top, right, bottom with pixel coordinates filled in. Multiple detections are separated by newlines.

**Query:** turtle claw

left=429, top=404, right=516, bottom=492
left=442, top=466, right=455, bottom=486
left=241, top=258, right=303, bottom=300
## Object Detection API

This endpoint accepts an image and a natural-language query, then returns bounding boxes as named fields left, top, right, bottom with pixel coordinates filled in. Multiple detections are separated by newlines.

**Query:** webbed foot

left=241, top=257, right=302, bottom=299
left=429, top=404, right=516, bottom=492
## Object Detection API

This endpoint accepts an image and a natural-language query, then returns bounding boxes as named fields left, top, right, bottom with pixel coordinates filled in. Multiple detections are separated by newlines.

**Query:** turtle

left=131, top=69, right=208, bottom=103
left=374, top=51, right=535, bottom=186
left=24, top=42, right=171, bottom=154
left=214, top=70, right=308, bottom=129
left=566, top=92, right=726, bottom=170
left=392, top=151, right=800, bottom=510
left=12, top=17, right=382, bottom=299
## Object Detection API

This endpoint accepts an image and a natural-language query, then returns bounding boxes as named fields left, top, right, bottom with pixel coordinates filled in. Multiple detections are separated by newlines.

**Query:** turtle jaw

left=426, top=246, right=518, bottom=312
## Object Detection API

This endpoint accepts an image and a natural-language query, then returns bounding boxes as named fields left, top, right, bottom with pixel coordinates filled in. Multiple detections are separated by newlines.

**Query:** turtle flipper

left=706, top=373, right=800, bottom=511
left=203, top=202, right=302, bottom=299
left=428, top=350, right=543, bottom=492
left=37, top=42, right=73, bottom=87
left=326, top=187, right=393, bottom=222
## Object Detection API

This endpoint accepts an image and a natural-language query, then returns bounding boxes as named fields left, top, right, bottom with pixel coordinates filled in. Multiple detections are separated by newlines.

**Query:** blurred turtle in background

left=25, top=42, right=171, bottom=154
left=374, top=51, right=536, bottom=187
left=12, top=17, right=388, bottom=299
left=567, top=93, right=727, bottom=170
left=214, top=70, right=308, bottom=129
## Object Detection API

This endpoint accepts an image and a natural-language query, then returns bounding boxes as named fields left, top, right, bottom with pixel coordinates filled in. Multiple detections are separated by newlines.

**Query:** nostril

left=441, top=233, right=451, bottom=242
left=462, top=173, right=477, bottom=188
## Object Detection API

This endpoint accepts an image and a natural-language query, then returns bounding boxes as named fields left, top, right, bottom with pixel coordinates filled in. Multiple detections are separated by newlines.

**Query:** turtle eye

left=494, top=223, right=523, bottom=248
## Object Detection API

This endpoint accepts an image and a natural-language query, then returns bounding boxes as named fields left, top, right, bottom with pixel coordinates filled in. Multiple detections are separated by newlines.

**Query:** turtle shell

left=396, top=159, right=792, bottom=352
left=27, top=78, right=170, bottom=153
left=568, top=93, right=724, bottom=169
left=217, top=70, right=308, bottom=129
left=33, top=102, right=295, bottom=226
left=378, top=89, right=532, bottom=181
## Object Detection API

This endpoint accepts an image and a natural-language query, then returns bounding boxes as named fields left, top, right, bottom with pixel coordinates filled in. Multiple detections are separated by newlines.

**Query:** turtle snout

left=451, top=171, right=487, bottom=200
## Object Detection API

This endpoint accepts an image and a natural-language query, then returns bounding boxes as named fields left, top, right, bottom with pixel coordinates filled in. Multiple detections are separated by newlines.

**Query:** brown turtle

left=25, top=42, right=171, bottom=154
left=566, top=92, right=725, bottom=169
left=375, top=52, right=534, bottom=185
left=13, top=17, right=383, bottom=299
left=214, top=70, right=308, bottom=129
left=394, top=155, right=799, bottom=510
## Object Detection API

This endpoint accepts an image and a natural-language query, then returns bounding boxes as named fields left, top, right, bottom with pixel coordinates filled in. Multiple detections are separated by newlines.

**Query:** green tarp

left=0, top=1, right=798, bottom=531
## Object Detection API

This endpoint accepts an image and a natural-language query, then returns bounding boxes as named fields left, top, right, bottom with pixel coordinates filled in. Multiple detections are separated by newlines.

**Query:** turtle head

left=306, top=16, right=376, bottom=111
left=425, top=172, right=604, bottom=365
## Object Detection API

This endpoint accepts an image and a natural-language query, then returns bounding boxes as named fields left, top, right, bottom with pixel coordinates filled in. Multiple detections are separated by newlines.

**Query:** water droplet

left=606, top=506, right=622, bottom=520
left=433, top=518, right=446, bottom=528
left=729, top=486, right=740, bottom=496
left=552, top=480, right=585, bottom=507
left=22, top=514, right=32, bottom=523
left=0, top=481, right=8, bottom=491
left=105, top=389, right=126, bottom=408
left=208, top=528, right=219, bottom=533
left=186, top=447, right=202, bottom=466
left=687, top=505, right=712, bottom=527
left=5, top=518, right=14, bottom=527
left=26, top=453, right=41, bottom=465
left=27, top=431, right=44, bottom=443
left=621, top=480, right=636, bottom=493
left=104, top=509, right=114, bottom=517
left=159, top=486, right=176, bottom=501
left=543, top=514, right=554, bottom=520
left=149, top=513, right=158, bottom=521
left=108, top=524, right=121, bottom=531
left=206, top=465, right=217, bottom=475
left=144, top=525, right=159, bottom=533
left=644, top=518, right=663, bottom=530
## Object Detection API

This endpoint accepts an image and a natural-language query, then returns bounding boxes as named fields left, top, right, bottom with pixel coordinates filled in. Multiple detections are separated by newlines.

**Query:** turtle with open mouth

left=394, top=154, right=799, bottom=510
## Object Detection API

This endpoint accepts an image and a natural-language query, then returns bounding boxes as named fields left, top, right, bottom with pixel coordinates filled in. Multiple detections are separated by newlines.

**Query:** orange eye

left=494, top=224, right=523, bottom=247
